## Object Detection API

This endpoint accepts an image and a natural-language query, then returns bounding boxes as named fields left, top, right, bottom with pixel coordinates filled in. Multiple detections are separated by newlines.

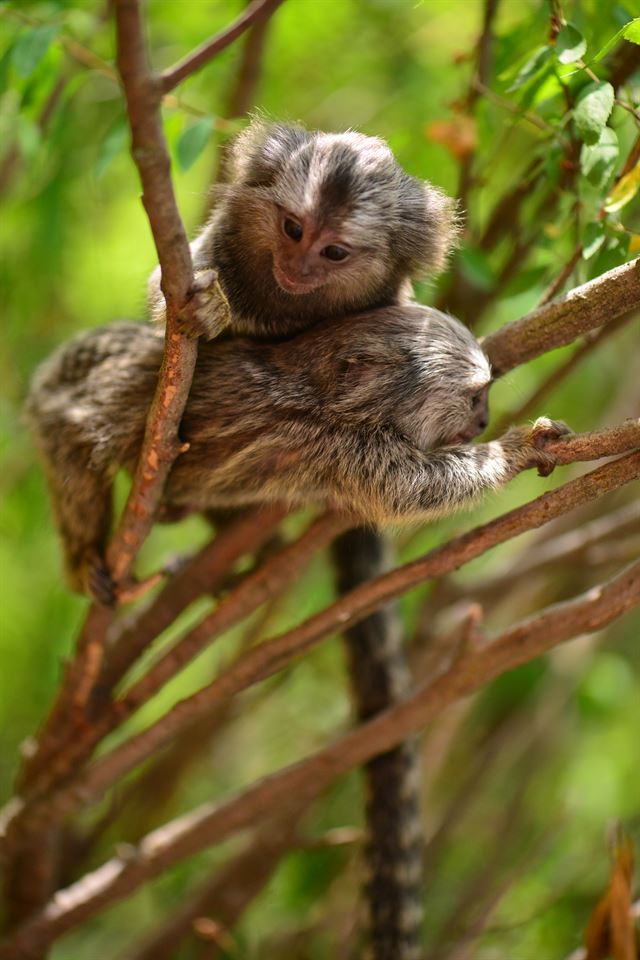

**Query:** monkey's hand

left=501, top=417, right=572, bottom=478
left=177, top=269, right=232, bottom=341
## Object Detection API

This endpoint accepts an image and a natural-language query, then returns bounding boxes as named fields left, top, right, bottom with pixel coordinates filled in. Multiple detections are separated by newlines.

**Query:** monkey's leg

left=333, top=529, right=423, bottom=960
left=45, top=455, right=115, bottom=606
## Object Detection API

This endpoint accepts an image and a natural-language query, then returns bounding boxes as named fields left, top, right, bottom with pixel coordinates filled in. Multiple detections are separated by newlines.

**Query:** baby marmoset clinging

left=26, top=305, right=567, bottom=603
left=149, top=119, right=458, bottom=340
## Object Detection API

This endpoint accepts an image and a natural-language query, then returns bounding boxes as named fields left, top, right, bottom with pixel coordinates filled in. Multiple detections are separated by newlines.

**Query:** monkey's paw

left=528, top=417, right=572, bottom=476
left=178, top=269, right=231, bottom=341
left=82, top=550, right=117, bottom=608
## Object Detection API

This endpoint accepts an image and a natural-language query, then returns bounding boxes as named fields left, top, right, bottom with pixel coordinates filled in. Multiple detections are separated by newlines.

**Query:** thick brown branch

left=483, top=258, right=640, bottom=375
left=548, top=421, right=639, bottom=463
left=1, top=560, right=637, bottom=958
left=489, top=316, right=633, bottom=437
left=160, top=0, right=285, bottom=94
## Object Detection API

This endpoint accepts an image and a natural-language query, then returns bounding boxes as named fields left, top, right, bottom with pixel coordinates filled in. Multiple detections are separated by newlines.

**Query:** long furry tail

left=332, top=527, right=423, bottom=960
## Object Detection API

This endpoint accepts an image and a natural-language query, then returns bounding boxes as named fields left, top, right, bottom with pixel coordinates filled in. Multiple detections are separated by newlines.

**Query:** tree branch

left=99, top=504, right=288, bottom=697
left=125, top=813, right=305, bottom=960
left=3, top=435, right=636, bottom=848
left=1, top=559, right=637, bottom=959
left=110, top=0, right=199, bottom=586
left=15, top=0, right=212, bottom=799
left=7, top=512, right=351, bottom=810
left=489, top=315, right=633, bottom=437
left=159, top=0, right=285, bottom=94
left=483, top=258, right=640, bottom=375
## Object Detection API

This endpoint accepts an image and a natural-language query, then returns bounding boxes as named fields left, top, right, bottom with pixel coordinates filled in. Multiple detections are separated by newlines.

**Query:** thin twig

left=160, top=0, right=285, bottom=94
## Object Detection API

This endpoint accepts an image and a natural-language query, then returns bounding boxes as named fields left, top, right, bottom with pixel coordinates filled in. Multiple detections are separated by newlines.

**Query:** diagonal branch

left=110, top=0, right=199, bottom=586
left=1, top=559, right=637, bottom=959
left=483, top=258, right=640, bottom=375
left=100, top=504, right=288, bottom=697
left=160, top=0, right=286, bottom=94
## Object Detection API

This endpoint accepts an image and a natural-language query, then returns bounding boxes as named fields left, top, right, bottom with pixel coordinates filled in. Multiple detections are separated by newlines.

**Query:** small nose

left=477, top=413, right=489, bottom=431
left=289, top=255, right=314, bottom=279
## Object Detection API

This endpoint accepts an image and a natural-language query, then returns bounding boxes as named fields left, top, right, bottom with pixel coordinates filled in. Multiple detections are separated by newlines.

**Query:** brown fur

left=149, top=120, right=458, bottom=340
left=26, top=305, right=565, bottom=598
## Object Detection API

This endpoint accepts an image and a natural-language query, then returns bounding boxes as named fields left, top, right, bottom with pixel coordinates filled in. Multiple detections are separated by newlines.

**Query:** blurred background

left=1, top=1, right=639, bottom=957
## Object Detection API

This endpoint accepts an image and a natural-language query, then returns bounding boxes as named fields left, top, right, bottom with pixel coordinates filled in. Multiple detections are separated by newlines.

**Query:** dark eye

left=471, top=391, right=483, bottom=409
left=321, top=244, right=350, bottom=262
left=283, top=217, right=303, bottom=241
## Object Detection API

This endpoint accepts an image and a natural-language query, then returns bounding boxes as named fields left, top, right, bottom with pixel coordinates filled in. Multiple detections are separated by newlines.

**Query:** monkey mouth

left=272, top=262, right=321, bottom=295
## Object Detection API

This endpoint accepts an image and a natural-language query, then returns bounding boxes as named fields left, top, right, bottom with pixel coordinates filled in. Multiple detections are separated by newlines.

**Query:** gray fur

left=149, top=120, right=458, bottom=339
left=25, top=304, right=563, bottom=595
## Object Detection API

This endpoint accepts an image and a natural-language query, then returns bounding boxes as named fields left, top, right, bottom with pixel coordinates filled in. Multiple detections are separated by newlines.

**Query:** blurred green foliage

left=0, top=1, right=639, bottom=957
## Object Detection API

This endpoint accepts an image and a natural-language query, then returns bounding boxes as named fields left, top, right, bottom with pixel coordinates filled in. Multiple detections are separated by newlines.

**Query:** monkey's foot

left=530, top=417, right=572, bottom=476
left=83, top=551, right=117, bottom=608
left=178, top=269, right=231, bottom=341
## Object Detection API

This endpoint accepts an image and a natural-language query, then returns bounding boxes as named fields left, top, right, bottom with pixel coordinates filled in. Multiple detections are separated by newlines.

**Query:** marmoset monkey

left=148, top=119, right=457, bottom=340
left=26, top=305, right=567, bottom=603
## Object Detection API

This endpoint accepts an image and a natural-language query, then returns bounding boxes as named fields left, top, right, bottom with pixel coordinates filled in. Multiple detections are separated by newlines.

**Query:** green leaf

left=581, top=221, right=606, bottom=260
left=623, top=18, right=640, bottom=44
left=580, top=127, right=619, bottom=188
left=176, top=117, right=214, bottom=172
left=12, top=25, right=60, bottom=79
left=506, top=46, right=552, bottom=92
left=95, top=117, right=129, bottom=178
left=573, top=81, right=614, bottom=145
left=555, top=23, right=586, bottom=64
left=592, top=17, right=640, bottom=62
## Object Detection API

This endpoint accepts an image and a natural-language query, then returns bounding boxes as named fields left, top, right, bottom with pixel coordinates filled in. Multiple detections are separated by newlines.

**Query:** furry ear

left=223, top=119, right=313, bottom=187
left=394, top=173, right=460, bottom=278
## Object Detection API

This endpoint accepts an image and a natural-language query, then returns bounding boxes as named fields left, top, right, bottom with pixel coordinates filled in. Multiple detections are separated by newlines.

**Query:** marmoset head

left=212, top=120, right=458, bottom=336
left=308, top=305, right=491, bottom=450
left=405, top=308, right=491, bottom=448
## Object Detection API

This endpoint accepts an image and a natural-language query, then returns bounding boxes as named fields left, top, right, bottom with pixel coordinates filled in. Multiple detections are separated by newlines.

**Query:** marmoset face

left=227, top=123, right=454, bottom=303
left=394, top=309, right=492, bottom=450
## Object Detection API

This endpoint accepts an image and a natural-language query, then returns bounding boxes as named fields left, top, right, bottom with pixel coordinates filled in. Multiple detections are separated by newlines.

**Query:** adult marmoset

left=26, top=304, right=567, bottom=603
